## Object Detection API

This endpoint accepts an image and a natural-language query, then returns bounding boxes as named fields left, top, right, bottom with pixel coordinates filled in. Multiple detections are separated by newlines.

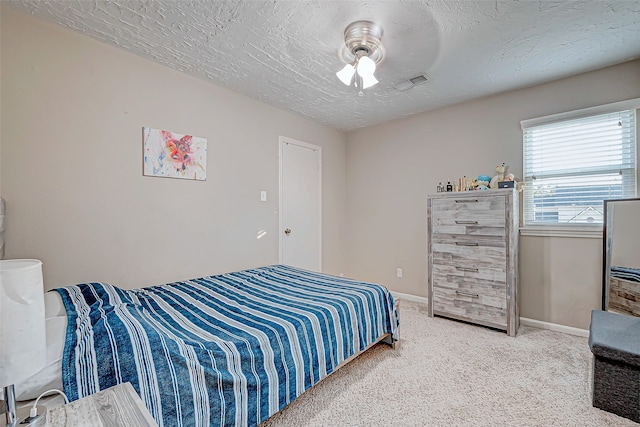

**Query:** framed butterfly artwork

left=143, top=127, right=207, bottom=181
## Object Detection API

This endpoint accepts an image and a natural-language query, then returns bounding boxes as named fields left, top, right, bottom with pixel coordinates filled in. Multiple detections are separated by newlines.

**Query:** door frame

left=278, top=136, right=322, bottom=270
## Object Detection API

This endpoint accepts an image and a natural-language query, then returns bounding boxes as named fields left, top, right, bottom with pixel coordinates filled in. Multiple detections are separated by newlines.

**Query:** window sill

left=519, top=225, right=603, bottom=238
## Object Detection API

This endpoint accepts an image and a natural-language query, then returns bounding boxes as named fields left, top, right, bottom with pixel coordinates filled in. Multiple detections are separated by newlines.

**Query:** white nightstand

left=46, top=382, right=157, bottom=427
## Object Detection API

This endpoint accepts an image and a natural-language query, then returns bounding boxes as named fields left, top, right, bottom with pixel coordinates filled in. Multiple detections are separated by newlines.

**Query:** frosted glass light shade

left=361, top=73, right=379, bottom=89
left=336, top=63, right=356, bottom=86
left=0, top=259, right=47, bottom=387
left=356, top=56, right=376, bottom=77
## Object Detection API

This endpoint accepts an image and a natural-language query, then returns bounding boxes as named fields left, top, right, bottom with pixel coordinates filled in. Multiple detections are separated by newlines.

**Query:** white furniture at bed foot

left=46, top=382, right=157, bottom=427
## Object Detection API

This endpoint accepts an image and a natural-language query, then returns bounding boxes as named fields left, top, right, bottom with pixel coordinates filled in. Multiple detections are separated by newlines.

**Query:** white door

left=279, top=137, right=322, bottom=271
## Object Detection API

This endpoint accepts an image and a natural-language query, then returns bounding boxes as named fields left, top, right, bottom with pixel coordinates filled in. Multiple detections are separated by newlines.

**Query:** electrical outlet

left=396, top=268, right=403, bottom=278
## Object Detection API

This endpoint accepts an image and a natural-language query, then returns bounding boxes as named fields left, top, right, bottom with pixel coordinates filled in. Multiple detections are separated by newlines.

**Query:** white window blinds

left=522, top=109, right=637, bottom=226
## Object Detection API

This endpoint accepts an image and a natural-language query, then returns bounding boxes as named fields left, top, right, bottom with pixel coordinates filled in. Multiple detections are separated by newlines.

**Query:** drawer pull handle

left=455, top=242, right=479, bottom=246
left=456, top=266, right=479, bottom=272
left=455, top=220, right=479, bottom=225
left=456, top=290, right=479, bottom=298
left=455, top=199, right=479, bottom=203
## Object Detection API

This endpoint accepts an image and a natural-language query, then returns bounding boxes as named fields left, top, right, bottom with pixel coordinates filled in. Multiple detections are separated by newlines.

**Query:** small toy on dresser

left=489, top=163, right=507, bottom=189
left=503, top=173, right=525, bottom=192
left=476, top=175, right=491, bottom=190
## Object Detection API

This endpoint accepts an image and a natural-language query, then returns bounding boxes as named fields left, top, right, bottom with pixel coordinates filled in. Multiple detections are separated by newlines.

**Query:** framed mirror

left=602, top=198, right=640, bottom=314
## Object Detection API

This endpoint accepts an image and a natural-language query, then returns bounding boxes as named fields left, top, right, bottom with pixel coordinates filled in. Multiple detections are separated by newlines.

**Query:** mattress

left=53, top=265, right=399, bottom=427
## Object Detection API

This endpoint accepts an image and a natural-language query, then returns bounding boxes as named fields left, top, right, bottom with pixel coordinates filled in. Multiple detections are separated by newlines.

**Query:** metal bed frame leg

left=382, top=298, right=401, bottom=350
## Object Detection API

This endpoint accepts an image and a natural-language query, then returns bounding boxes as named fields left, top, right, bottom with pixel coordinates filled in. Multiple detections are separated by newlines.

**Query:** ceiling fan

left=336, top=20, right=385, bottom=95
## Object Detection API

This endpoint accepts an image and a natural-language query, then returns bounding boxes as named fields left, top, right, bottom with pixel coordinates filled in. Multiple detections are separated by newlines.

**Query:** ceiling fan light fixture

left=360, top=72, right=379, bottom=89
left=336, top=63, right=356, bottom=86
left=336, top=20, right=385, bottom=92
left=356, top=55, right=376, bottom=78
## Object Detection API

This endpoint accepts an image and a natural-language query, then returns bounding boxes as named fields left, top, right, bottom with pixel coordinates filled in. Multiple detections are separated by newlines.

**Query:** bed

left=609, top=266, right=640, bottom=317
left=29, top=264, right=398, bottom=427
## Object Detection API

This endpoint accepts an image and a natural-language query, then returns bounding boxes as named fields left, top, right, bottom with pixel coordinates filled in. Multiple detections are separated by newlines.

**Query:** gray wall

left=0, top=6, right=347, bottom=290
left=345, top=60, right=640, bottom=329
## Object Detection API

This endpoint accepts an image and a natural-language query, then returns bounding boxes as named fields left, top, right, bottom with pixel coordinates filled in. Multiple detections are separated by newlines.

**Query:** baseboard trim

left=390, top=292, right=589, bottom=337
left=520, top=317, right=589, bottom=337
left=391, top=291, right=429, bottom=305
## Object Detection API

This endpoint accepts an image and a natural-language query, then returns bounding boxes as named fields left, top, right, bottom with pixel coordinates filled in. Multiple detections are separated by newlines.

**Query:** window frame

left=520, top=98, right=640, bottom=238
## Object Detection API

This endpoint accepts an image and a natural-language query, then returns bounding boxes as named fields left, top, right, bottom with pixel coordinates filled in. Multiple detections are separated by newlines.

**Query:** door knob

left=284, top=228, right=292, bottom=235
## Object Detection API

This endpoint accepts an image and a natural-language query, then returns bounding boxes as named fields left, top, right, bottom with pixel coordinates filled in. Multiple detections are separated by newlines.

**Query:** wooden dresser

left=427, top=188, right=519, bottom=336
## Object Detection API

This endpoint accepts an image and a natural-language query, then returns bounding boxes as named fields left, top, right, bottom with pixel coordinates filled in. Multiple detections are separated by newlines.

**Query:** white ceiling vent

left=393, top=74, right=429, bottom=91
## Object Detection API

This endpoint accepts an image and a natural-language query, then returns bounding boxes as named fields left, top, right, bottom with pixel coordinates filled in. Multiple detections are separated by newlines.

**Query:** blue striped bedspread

left=54, top=265, right=399, bottom=427
left=611, top=266, right=640, bottom=283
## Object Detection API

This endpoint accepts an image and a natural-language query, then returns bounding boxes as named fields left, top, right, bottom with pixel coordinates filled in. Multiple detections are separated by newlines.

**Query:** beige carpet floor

left=263, top=301, right=636, bottom=427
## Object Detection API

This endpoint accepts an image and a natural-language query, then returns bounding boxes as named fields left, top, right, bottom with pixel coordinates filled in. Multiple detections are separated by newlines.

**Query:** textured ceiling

left=8, top=0, right=640, bottom=131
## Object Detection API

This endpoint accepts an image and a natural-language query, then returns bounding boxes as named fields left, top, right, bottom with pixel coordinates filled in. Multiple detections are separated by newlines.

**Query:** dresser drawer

left=431, top=196, right=506, bottom=238
left=431, top=240, right=507, bottom=263
left=431, top=196, right=506, bottom=218
left=431, top=287, right=507, bottom=328
left=431, top=263, right=507, bottom=296
left=432, top=221, right=506, bottom=238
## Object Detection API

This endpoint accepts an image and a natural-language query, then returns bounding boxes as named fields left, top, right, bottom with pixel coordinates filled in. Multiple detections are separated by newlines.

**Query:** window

left=522, top=101, right=637, bottom=232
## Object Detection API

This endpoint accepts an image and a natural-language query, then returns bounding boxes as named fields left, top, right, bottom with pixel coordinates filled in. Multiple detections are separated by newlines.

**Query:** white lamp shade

left=336, top=63, right=356, bottom=86
left=356, top=56, right=376, bottom=78
left=0, top=259, right=47, bottom=387
left=361, top=73, right=379, bottom=89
